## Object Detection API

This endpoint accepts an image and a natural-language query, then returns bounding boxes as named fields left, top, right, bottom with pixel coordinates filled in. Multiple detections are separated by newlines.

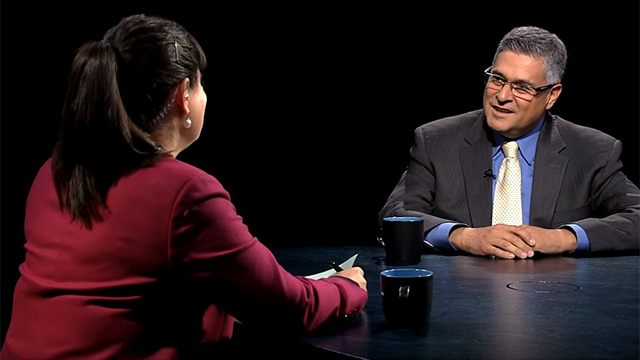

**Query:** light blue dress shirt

left=426, top=116, right=589, bottom=252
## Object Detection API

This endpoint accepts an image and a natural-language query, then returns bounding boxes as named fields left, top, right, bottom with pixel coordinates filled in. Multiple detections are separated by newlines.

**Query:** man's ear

left=174, top=77, right=191, bottom=116
left=545, top=84, right=562, bottom=110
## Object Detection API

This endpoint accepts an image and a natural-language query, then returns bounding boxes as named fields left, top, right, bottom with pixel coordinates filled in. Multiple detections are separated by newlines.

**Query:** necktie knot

left=502, top=141, right=518, bottom=158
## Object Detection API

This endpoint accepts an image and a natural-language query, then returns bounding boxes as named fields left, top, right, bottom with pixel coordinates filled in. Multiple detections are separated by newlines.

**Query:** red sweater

left=2, top=157, right=367, bottom=359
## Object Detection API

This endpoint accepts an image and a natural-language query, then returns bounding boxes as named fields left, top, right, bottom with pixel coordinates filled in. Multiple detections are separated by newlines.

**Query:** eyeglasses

left=484, top=67, right=557, bottom=101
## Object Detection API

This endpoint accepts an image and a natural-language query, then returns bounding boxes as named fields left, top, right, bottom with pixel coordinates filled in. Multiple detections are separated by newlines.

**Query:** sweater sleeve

left=168, top=174, right=368, bottom=335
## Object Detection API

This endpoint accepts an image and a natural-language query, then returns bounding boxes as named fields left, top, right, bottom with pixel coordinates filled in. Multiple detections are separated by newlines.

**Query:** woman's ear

left=174, top=77, right=191, bottom=116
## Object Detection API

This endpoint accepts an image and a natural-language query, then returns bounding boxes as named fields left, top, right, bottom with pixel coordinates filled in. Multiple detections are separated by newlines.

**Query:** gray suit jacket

left=379, top=109, right=640, bottom=253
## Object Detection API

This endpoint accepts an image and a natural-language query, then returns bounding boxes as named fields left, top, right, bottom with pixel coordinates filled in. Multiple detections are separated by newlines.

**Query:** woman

left=1, top=14, right=367, bottom=359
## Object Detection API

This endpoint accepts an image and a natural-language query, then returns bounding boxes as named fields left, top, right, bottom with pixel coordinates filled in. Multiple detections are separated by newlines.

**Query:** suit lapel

left=530, top=115, right=568, bottom=227
left=460, top=115, right=495, bottom=227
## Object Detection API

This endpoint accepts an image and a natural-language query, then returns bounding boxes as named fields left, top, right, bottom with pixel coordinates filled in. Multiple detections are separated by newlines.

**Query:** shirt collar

left=492, top=115, right=545, bottom=166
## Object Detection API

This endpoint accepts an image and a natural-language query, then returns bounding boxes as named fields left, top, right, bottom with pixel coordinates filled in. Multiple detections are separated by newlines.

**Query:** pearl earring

left=184, top=118, right=192, bottom=128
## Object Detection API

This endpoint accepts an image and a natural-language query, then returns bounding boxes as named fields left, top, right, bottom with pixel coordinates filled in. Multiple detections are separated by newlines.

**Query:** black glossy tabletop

left=269, top=245, right=640, bottom=360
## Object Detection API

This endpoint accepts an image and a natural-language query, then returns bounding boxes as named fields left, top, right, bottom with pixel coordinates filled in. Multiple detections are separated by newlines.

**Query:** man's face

left=483, top=51, right=562, bottom=139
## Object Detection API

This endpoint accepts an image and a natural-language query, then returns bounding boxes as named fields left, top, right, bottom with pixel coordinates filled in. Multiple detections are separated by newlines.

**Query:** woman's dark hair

left=51, top=14, right=207, bottom=228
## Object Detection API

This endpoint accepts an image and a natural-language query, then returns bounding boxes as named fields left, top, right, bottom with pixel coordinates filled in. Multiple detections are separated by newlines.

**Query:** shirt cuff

left=425, top=222, right=466, bottom=251
left=561, top=224, right=590, bottom=252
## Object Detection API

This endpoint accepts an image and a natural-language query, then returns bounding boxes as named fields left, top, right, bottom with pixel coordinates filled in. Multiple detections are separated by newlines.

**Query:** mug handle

left=376, top=227, right=385, bottom=246
left=399, top=285, right=410, bottom=298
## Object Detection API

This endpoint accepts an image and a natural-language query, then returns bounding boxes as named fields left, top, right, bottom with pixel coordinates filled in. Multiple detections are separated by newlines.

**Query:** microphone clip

left=483, top=169, right=496, bottom=179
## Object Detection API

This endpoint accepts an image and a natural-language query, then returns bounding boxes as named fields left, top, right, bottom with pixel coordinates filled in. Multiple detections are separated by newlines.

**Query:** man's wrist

left=559, top=227, right=578, bottom=252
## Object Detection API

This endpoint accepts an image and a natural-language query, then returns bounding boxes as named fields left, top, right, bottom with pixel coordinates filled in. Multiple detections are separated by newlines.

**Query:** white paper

left=304, top=254, right=359, bottom=280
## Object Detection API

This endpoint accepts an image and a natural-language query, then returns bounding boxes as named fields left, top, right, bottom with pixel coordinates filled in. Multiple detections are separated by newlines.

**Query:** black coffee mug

left=380, top=268, right=434, bottom=327
left=378, top=216, right=424, bottom=264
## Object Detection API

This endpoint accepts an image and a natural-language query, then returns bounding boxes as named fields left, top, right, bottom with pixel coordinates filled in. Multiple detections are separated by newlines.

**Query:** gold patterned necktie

left=492, top=141, right=522, bottom=225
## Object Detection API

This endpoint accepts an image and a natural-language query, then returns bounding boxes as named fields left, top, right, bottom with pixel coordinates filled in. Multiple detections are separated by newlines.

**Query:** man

left=378, top=26, right=639, bottom=259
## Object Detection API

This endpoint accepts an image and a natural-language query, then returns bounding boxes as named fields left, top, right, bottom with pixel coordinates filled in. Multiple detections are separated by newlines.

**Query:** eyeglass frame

left=483, top=66, right=557, bottom=101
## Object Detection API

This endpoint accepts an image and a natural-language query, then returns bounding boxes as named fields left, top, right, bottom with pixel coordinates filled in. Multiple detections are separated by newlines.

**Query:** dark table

left=264, top=245, right=640, bottom=360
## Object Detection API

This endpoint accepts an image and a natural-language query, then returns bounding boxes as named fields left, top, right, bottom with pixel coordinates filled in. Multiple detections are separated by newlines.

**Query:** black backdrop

left=2, top=2, right=638, bottom=346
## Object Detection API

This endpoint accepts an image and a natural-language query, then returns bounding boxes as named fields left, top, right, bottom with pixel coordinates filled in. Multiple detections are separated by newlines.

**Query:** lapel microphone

left=483, top=169, right=496, bottom=179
